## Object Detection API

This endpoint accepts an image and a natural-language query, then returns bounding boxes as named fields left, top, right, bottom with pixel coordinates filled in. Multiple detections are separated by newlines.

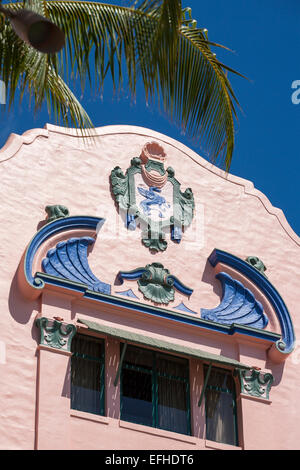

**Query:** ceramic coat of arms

left=110, top=142, right=195, bottom=252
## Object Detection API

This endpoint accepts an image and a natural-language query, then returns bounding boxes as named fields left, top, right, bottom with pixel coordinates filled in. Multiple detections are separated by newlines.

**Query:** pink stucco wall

left=0, top=124, right=299, bottom=450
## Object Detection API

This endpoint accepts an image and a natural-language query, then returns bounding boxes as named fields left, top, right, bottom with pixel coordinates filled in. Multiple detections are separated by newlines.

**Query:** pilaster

left=35, top=317, right=76, bottom=449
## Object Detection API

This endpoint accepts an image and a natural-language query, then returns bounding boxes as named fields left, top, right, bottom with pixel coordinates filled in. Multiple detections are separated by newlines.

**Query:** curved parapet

left=208, top=249, right=295, bottom=362
left=201, top=272, right=269, bottom=329
left=18, top=215, right=108, bottom=299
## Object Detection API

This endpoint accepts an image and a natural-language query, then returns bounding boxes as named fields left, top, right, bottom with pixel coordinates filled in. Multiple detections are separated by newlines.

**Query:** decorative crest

left=45, top=205, right=69, bottom=223
left=110, top=142, right=195, bottom=252
left=245, top=256, right=267, bottom=277
left=118, top=262, right=193, bottom=305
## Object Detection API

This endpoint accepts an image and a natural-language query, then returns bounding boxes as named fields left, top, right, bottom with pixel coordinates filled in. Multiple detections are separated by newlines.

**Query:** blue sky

left=1, top=0, right=300, bottom=235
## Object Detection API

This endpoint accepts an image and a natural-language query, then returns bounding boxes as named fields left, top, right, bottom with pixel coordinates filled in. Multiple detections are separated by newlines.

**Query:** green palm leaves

left=0, top=0, right=242, bottom=169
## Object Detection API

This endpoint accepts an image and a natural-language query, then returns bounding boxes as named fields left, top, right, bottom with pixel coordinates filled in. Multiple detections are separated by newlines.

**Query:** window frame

left=70, top=333, right=105, bottom=417
left=203, top=364, right=239, bottom=447
left=119, top=343, right=192, bottom=436
left=69, top=332, right=242, bottom=446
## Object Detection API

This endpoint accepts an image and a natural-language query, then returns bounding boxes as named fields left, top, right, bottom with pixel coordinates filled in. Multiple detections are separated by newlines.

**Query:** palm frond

left=0, top=0, right=243, bottom=169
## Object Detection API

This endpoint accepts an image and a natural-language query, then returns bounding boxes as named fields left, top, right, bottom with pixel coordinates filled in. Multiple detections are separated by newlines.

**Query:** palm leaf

left=0, top=0, right=243, bottom=169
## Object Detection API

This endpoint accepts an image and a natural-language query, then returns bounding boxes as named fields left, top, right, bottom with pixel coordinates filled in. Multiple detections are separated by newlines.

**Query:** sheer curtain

left=205, top=367, right=237, bottom=445
left=71, top=335, right=104, bottom=415
left=157, top=354, right=189, bottom=435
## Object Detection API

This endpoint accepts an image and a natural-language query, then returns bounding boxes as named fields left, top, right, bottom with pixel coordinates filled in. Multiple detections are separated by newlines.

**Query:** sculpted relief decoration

left=110, top=141, right=195, bottom=252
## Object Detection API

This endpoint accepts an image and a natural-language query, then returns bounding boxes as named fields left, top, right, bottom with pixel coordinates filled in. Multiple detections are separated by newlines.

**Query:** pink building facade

left=0, top=124, right=299, bottom=450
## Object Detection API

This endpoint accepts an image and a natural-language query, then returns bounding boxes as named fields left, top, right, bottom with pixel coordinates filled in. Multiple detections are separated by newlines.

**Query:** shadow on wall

left=201, top=258, right=223, bottom=304
left=265, top=359, right=284, bottom=387
left=8, top=267, right=37, bottom=325
left=36, top=218, right=48, bottom=231
left=61, top=358, right=71, bottom=399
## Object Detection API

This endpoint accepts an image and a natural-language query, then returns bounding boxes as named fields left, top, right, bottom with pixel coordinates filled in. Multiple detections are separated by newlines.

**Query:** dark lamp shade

left=10, top=9, right=65, bottom=53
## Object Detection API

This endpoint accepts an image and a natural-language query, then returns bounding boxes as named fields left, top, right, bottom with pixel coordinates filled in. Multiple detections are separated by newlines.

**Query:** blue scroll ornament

left=42, top=236, right=111, bottom=294
left=201, top=272, right=268, bottom=329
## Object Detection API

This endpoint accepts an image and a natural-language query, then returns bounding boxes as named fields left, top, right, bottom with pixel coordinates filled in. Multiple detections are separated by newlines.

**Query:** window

left=120, top=344, right=191, bottom=435
left=71, top=334, right=105, bottom=416
left=204, top=365, right=238, bottom=446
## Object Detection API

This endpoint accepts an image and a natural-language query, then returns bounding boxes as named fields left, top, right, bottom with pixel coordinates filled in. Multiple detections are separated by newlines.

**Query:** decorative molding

left=110, top=142, right=195, bottom=252
left=118, top=262, right=193, bottom=305
left=21, top=215, right=105, bottom=297
left=236, top=369, right=273, bottom=400
left=140, top=141, right=167, bottom=164
left=245, top=256, right=267, bottom=277
left=115, top=289, right=139, bottom=299
left=141, top=232, right=168, bottom=252
left=201, top=272, right=269, bottom=329
left=208, top=249, right=295, bottom=358
left=42, top=236, right=111, bottom=294
left=174, top=302, right=197, bottom=314
left=45, top=205, right=69, bottom=224
left=33, top=272, right=282, bottom=348
left=36, top=317, right=76, bottom=352
left=138, top=264, right=175, bottom=304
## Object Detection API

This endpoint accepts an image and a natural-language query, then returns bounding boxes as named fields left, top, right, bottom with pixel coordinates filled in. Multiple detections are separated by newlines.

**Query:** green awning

left=77, top=318, right=250, bottom=370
